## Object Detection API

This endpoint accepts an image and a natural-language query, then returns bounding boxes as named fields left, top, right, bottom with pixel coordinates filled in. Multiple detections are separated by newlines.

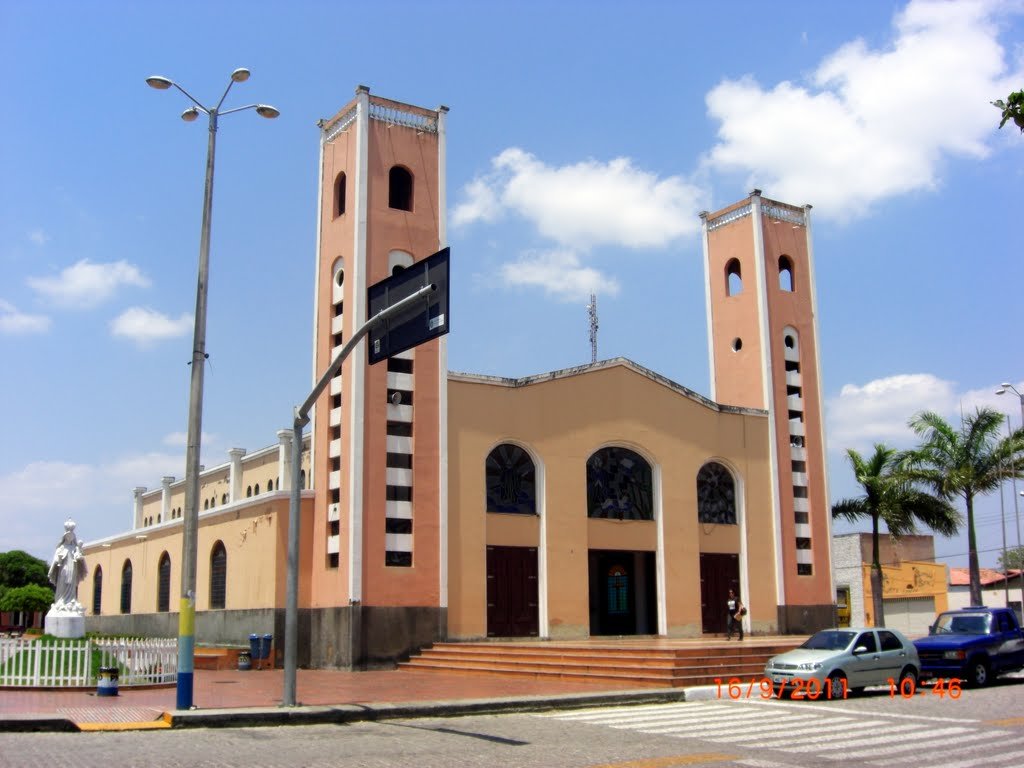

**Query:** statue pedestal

left=44, top=611, right=85, bottom=639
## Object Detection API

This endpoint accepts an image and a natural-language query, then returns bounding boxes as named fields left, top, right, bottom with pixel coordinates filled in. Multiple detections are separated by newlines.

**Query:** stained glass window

left=157, top=552, right=171, bottom=613
left=697, top=462, right=736, bottom=524
left=607, top=566, right=629, bottom=614
left=210, top=541, right=227, bottom=610
left=587, top=447, right=653, bottom=520
left=486, top=443, right=536, bottom=515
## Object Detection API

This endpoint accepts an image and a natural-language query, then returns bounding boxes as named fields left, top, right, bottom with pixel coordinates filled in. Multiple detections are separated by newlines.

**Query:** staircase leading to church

left=399, top=638, right=802, bottom=688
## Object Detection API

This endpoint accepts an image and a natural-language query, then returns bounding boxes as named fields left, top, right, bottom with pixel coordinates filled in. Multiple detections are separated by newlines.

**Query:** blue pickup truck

left=913, top=606, right=1024, bottom=687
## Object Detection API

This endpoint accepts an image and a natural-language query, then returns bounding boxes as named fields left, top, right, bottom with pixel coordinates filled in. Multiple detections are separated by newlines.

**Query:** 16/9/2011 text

left=715, top=676, right=964, bottom=700
left=715, top=677, right=846, bottom=699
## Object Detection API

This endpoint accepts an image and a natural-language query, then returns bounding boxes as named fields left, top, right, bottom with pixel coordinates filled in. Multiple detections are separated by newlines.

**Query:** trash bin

left=248, top=633, right=261, bottom=659
left=260, top=634, right=273, bottom=669
left=237, top=650, right=251, bottom=671
left=97, top=666, right=119, bottom=697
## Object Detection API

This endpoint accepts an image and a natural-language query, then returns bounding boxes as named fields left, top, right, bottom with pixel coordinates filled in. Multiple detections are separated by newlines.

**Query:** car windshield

left=800, top=630, right=856, bottom=651
left=933, top=613, right=991, bottom=634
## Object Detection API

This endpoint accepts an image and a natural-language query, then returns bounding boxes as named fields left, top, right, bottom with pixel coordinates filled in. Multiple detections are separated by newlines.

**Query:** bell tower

left=701, top=190, right=833, bottom=633
left=309, top=87, right=449, bottom=666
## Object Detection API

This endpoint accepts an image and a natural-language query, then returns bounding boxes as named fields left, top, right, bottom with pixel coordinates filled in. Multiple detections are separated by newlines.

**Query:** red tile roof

left=949, top=567, right=1023, bottom=586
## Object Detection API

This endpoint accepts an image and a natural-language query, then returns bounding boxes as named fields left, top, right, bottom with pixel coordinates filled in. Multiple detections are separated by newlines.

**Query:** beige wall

left=83, top=494, right=314, bottom=617
left=447, top=361, right=778, bottom=640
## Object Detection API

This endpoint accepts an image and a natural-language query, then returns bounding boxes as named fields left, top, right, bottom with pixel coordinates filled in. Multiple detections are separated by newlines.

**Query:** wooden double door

left=700, top=552, right=740, bottom=634
left=486, top=545, right=539, bottom=637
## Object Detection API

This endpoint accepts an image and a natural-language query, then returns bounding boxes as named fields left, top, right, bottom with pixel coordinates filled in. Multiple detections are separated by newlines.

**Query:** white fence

left=0, top=637, right=177, bottom=687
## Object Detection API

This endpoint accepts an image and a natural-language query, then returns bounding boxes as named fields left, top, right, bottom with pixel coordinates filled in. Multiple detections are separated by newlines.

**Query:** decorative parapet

left=368, top=101, right=438, bottom=133
left=762, top=201, right=807, bottom=228
left=323, top=98, right=439, bottom=144
left=323, top=106, right=357, bottom=142
left=706, top=203, right=752, bottom=231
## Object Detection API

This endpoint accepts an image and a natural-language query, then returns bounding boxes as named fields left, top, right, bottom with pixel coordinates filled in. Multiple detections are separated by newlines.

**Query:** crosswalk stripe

left=843, top=727, right=996, bottom=760
left=636, top=713, right=835, bottom=736
left=730, top=720, right=889, bottom=748
left=883, top=735, right=1024, bottom=766
left=544, top=703, right=722, bottom=719
left=934, top=746, right=1024, bottom=768
left=786, top=723, right=928, bottom=752
left=572, top=709, right=766, bottom=726
left=640, top=716, right=855, bottom=740
left=608, top=713, right=775, bottom=730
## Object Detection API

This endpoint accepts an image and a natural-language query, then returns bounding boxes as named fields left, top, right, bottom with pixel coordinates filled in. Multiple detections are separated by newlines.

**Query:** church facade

left=82, top=88, right=835, bottom=667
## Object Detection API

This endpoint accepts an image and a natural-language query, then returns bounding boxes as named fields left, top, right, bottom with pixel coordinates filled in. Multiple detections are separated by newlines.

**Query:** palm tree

left=904, top=407, right=1024, bottom=607
left=832, top=444, right=960, bottom=628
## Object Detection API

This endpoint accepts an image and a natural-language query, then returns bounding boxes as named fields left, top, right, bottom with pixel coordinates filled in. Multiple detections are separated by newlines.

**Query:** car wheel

left=967, top=659, right=990, bottom=687
left=827, top=672, right=848, bottom=699
left=897, top=666, right=918, bottom=695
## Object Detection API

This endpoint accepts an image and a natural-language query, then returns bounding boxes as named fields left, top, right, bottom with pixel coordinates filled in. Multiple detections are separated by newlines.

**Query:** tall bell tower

left=701, top=190, right=834, bottom=633
left=309, top=87, right=449, bottom=666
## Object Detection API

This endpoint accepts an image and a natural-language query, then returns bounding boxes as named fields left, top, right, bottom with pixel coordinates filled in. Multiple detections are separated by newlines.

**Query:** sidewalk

left=0, top=667, right=695, bottom=732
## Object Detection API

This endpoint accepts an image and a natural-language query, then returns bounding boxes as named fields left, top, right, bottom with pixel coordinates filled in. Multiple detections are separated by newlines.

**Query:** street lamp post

left=996, top=382, right=1024, bottom=618
left=147, top=69, right=278, bottom=710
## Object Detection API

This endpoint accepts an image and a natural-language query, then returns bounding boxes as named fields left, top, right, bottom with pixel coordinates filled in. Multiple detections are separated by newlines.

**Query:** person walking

left=726, top=588, right=745, bottom=640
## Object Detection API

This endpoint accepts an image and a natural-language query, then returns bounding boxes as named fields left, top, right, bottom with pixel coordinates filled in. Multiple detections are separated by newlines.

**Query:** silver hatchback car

left=765, top=627, right=920, bottom=699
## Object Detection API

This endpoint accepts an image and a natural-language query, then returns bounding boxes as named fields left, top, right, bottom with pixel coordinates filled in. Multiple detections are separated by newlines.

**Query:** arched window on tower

left=120, top=560, right=133, bottom=615
left=485, top=444, right=537, bottom=515
left=389, top=166, right=413, bottom=211
left=586, top=447, right=653, bottom=520
left=157, top=552, right=171, bottom=613
left=779, top=255, right=794, bottom=292
left=92, top=565, right=103, bottom=615
left=696, top=462, right=737, bottom=525
left=210, top=541, right=227, bottom=610
left=725, top=259, right=743, bottom=296
left=334, top=171, right=346, bottom=217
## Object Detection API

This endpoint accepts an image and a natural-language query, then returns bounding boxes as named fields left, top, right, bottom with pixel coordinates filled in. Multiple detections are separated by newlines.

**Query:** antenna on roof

left=587, top=293, right=598, bottom=364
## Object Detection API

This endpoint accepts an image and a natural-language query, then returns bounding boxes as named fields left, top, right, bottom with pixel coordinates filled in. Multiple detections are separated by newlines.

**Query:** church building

left=82, top=88, right=835, bottom=668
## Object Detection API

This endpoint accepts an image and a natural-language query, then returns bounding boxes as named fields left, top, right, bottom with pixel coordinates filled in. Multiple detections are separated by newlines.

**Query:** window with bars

left=209, top=541, right=226, bottom=610
left=120, top=560, right=133, bottom=614
left=92, top=566, right=102, bottom=615
left=157, top=553, right=171, bottom=613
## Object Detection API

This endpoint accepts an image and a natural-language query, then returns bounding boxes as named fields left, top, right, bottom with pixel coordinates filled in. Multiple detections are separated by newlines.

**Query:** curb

left=166, top=688, right=690, bottom=729
left=0, top=687, right=709, bottom=732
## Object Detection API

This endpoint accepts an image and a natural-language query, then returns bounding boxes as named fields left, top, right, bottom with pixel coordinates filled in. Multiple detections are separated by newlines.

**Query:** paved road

left=2, top=678, right=1022, bottom=767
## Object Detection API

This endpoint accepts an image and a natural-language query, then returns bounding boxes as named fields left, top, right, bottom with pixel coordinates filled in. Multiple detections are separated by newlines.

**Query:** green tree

left=0, top=550, right=50, bottom=590
left=832, top=444, right=961, bottom=628
left=998, top=545, right=1024, bottom=572
left=993, top=90, right=1024, bottom=132
left=0, top=583, right=54, bottom=614
left=904, top=408, right=1024, bottom=607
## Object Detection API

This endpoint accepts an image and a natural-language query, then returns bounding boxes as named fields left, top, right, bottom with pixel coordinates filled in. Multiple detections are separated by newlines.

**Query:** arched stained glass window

left=485, top=443, right=536, bottom=515
left=92, top=565, right=102, bottom=615
left=586, top=447, right=653, bottom=520
left=157, top=552, right=171, bottom=613
left=120, top=560, right=133, bottom=615
left=210, top=541, right=227, bottom=610
left=697, top=462, right=737, bottom=524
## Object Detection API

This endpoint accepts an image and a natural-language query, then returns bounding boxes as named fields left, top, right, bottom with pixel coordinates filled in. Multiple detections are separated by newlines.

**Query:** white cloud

left=27, top=259, right=150, bottom=309
left=28, top=229, right=50, bottom=246
left=827, top=373, right=958, bottom=452
left=0, top=299, right=50, bottom=334
left=0, top=452, right=184, bottom=555
left=498, top=249, right=621, bottom=303
left=454, top=148, right=706, bottom=248
left=111, top=307, right=193, bottom=345
left=162, top=431, right=217, bottom=448
left=703, top=0, right=1021, bottom=220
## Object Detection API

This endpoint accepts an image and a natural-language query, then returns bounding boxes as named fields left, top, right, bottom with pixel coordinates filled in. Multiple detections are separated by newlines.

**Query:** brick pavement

left=0, top=666, right=642, bottom=723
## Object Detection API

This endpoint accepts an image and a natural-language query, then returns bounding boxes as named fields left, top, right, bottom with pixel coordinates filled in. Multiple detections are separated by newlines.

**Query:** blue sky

left=2, top=0, right=1022, bottom=572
